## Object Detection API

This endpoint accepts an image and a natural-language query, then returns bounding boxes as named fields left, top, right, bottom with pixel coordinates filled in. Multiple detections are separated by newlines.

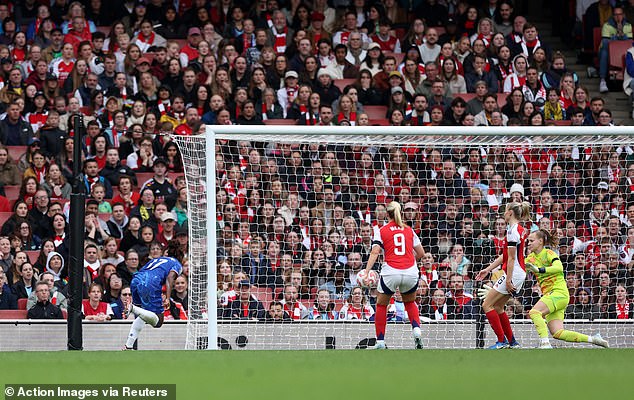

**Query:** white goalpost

left=172, top=125, right=634, bottom=350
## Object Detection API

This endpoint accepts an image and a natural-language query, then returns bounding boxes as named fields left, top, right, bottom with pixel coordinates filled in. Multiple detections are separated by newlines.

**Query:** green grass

left=2, top=349, right=630, bottom=399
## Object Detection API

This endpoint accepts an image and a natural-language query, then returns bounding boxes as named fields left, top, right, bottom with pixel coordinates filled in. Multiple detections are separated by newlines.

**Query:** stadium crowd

left=0, top=0, right=633, bottom=324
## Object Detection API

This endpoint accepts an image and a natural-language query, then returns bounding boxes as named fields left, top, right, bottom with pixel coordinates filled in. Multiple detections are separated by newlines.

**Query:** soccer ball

left=357, top=270, right=379, bottom=288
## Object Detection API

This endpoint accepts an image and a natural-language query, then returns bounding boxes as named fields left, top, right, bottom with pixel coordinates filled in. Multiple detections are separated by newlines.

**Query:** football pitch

left=3, top=349, right=631, bottom=399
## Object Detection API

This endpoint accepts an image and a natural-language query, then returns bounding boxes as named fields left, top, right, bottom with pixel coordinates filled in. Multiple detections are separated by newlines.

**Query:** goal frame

left=193, top=124, right=632, bottom=350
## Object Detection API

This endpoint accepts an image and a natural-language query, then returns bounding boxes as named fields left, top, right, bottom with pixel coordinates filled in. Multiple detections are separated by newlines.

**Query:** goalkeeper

left=524, top=229, right=609, bottom=349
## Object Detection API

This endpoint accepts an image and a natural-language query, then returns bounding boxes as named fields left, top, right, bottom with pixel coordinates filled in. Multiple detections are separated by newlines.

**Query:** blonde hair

left=506, top=201, right=531, bottom=222
left=387, top=201, right=405, bottom=227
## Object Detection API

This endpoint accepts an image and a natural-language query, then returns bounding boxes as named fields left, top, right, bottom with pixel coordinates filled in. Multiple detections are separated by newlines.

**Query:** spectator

left=0, top=269, right=16, bottom=309
left=339, top=286, right=374, bottom=320
left=566, top=287, right=600, bottom=320
left=422, top=288, right=453, bottom=320
left=598, top=6, right=632, bottom=93
left=223, top=280, right=266, bottom=320
left=27, top=271, right=67, bottom=311
left=266, top=300, right=293, bottom=321
left=81, top=282, right=113, bottom=321
left=27, top=280, right=64, bottom=319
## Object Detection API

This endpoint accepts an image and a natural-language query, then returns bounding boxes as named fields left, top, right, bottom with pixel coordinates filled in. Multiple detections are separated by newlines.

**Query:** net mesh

left=173, top=128, right=634, bottom=350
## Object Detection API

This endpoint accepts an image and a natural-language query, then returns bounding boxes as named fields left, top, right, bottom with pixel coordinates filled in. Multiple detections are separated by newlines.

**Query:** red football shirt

left=374, top=221, right=420, bottom=269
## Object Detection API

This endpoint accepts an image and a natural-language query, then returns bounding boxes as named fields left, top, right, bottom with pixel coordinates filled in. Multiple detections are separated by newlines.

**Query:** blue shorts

left=131, top=272, right=164, bottom=314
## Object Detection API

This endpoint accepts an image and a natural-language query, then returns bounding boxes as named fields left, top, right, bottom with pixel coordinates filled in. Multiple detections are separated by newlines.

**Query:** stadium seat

left=334, top=79, right=356, bottom=92
left=96, top=26, right=111, bottom=35
left=369, top=118, right=390, bottom=126
left=251, top=287, right=273, bottom=309
left=0, top=212, right=12, bottom=227
left=364, top=105, right=388, bottom=119
left=17, top=298, right=27, bottom=310
left=0, top=310, right=27, bottom=319
left=25, top=250, right=39, bottom=264
left=98, top=213, right=111, bottom=222
left=7, top=146, right=25, bottom=162
left=593, top=27, right=602, bottom=53
left=553, top=120, right=572, bottom=126
left=393, top=28, right=407, bottom=41
left=173, top=39, right=187, bottom=50
left=135, top=173, right=155, bottom=188
left=263, top=119, right=297, bottom=125
left=3, top=186, right=20, bottom=201
left=385, top=52, right=404, bottom=66
left=456, top=93, right=477, bottom=103
left=496, top=93, right=507, bottom=109
left=79, top=106, right=92, bottom=116
left=608, top=41, right=631, bottom=81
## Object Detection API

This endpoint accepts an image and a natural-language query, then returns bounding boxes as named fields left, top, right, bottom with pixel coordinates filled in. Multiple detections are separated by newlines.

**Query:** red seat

left=173, top=39, right=188, bottom=50
left=79, top=106, right=93, bottom=116
left=369, top=118, right=390, bottom=126
left=25, top=250, right=39, bottom=264
left=454, top=93, right=477, bottom=103
left=0, top=211, right=12, bottom=227
left=393, top=28, right=407, bottom=41
left=333, top=78, right=356, bottom=92
left=98, top=213, right=112, bottom=222
left=553, top=120, right=572, bottom=126
left=384, top=51, right=404, bottom=66
left=3, top=185, right=20, bottom=201
left=608, top=40, right=631, bottom=81
left=96, top=26, right=111, bottom=35
left=6, top=146, right=25, bottom=162
left=251, top=287, right=273, bottom=309
left=363, top=105, right=388, bottom=119
left=262, top=119, right=297, bottom=125
left=17, top=298, right=27, bottom=310
left=593, top=27, right=602, bottom=53
left=0, top=310, right=27, bottom=319
left=135, top=173, right=155, bottom=188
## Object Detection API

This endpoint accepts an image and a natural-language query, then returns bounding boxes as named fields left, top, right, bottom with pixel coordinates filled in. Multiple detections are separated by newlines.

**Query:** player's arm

left=414, top=244, right=425, bottom=260
left=164, top=271, right=179, bottom=301
left=364, top=244, right=382, bottom=273
left=505, top=245, right=517, bottom=293
left=529, top=253, right=564, bottom=274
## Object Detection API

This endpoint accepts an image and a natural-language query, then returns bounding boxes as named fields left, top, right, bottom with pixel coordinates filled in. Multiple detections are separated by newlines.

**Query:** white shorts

left=378, top=264, right=419, bottom=295
left=493, top=268, right=526, bottom=295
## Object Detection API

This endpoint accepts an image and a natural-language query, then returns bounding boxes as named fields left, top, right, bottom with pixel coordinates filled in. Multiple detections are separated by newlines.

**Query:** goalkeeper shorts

left=541, top=292, right=570, bottom=323
left=492, top=268, right=526, bottom=296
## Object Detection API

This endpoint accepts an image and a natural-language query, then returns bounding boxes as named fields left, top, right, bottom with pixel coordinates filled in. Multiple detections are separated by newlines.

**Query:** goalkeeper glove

left=525, top=262, right=545, bottom=274
left=477, top=284, right=492, bottom=300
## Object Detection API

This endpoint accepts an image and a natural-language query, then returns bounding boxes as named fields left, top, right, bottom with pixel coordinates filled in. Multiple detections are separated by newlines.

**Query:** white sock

left=588, top=335, right=594, bottom=343
left=540, top=338, right=550, bottom=345
left=131, top=304, right=159, bottom=327
left=125, top=317, right=146, bottom=348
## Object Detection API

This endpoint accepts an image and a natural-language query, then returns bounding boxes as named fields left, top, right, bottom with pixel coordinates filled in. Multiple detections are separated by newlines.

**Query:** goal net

left=172, top=125, right=634, bottom=350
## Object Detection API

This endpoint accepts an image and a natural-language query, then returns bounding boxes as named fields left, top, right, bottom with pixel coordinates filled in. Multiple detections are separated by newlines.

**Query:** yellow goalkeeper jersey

left=525, top=248, right=569, bottom=296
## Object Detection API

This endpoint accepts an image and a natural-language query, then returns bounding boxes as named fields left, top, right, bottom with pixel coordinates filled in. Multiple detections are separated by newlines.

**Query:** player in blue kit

left=124, top=243, right=184, bottom=350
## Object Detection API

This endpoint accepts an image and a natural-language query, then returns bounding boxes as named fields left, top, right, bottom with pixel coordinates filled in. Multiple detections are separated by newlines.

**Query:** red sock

left=498, top=311, right=515, bottom=342
left=485, top=310, right=505, bottom=342
left=404, top=301, right=420, bottom=328
left=375, top=304, right=387, bottom=340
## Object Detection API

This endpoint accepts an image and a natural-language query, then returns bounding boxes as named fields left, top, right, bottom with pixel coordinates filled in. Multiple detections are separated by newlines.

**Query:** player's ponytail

left=536, top=228, right=560, bottom=248
left=387, top=201, right=405, bottom=227
left=520, top=201, right=532, bottom=223
left=507, top=201, right=532, bottom=223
